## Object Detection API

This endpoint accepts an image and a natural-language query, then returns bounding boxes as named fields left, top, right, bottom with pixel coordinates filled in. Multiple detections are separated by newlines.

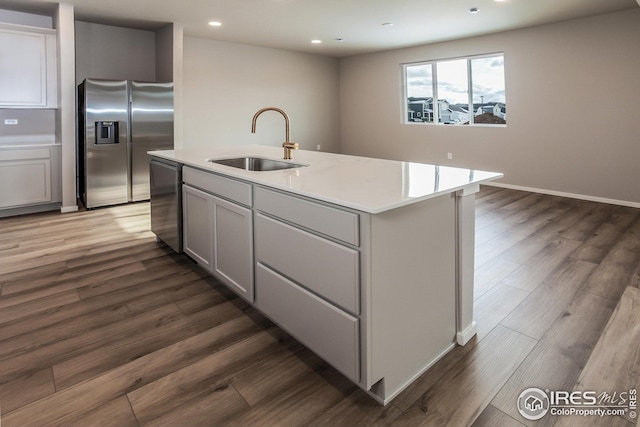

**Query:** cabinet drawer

left=255, top=213, right=359, bottom=314
left=183, top=166, right=252, bottom=207
left=255, top=263, right=359, bottom=383
left=255, top=187, right=359, bottom=246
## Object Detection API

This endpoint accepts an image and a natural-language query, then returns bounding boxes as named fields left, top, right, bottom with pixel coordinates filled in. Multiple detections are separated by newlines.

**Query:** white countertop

left=149, top=145, right=503, bottom=214
left=0, top=134, right=58, bottom=147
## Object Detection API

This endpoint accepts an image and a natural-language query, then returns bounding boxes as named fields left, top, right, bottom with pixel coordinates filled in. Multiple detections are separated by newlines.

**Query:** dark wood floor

left=1, top=186, right=639, bottom=426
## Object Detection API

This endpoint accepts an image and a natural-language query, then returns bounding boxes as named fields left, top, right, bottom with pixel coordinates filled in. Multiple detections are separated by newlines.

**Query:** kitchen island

left=148, top=145, right=502, bottom=405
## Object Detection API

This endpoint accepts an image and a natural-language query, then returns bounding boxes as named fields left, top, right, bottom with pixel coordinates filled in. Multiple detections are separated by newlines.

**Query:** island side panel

left=456, top=184, right=479, bottom=345
left=368, top=193, right=457, bottom=403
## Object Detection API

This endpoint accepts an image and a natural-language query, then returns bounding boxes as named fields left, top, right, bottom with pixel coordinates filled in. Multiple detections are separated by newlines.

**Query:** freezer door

left=130, top=81, right=174, bottom=202
left=83, top=79, right=129, bottom=208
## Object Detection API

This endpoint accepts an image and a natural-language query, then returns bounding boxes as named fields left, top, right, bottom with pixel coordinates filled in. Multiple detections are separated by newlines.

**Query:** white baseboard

left=484, top=182, right=640, bottom=209
left=456, top=321, right=477, bottom=346
left=60, top=205, right=78, bottom=213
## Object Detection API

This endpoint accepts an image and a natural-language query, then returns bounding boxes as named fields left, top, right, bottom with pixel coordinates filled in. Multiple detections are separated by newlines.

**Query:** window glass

left=471, top=56, right=506, bottom=124
left=436, top=59, right=468, bottom=124
left=406, top=64, right=434, bottom=123
left=404, top=53, right=506, bottom=126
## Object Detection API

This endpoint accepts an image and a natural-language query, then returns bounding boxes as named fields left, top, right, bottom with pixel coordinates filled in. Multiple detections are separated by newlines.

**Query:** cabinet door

left=0, top=29, right=49, bottom=107
left=212, top=195, right=254, bottom=301
left=0, top=148, right=52, bottom=208
left=182, top=185, right=214, bottom=272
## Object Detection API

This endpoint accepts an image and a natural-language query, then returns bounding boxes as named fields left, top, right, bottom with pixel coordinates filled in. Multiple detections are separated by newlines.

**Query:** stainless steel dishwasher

left=150, top=158, right=182, bottom=253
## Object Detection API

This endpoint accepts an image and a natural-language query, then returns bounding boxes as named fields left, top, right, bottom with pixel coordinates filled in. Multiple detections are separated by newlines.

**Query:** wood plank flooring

left=554, top=286, right=640, bottom=427
left=1, top=187, right=639, bottom=426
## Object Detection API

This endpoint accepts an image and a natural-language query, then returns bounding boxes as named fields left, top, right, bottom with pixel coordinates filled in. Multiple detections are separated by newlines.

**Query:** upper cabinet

left=0, top=24, right=57, bottom=108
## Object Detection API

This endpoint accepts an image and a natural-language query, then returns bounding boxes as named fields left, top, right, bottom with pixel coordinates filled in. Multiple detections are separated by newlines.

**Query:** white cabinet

left=211, top=195, right=253, bottom=300
left=182, top=184, right=214, bottom=271
left=0, top=145, right=61, bottom=211
left=254, top=187, right=361, bottom=382
left=0, top=24, right=57, bottom=108
left=182, top=167, right=254, bottom=301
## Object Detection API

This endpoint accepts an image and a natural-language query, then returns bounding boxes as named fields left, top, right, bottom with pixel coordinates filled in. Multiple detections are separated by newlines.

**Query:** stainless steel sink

left=207, top=157, right=307, bottom=171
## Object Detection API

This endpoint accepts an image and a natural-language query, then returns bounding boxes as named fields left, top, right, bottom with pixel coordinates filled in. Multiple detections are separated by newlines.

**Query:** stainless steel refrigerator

left=78, top=78, right=174, bottom=208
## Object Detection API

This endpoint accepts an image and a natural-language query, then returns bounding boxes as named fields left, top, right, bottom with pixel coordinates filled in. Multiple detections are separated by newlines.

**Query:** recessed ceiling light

left=311, top=39, right=322, bottom=44
left=208, top=21, right=222, bottom=27
left=335, top=38, right=345, bottom=42
left=468, top=7, right=480, bottom=14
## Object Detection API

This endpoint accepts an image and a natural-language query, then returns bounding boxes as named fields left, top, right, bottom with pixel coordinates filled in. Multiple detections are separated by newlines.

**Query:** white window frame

left=403, top=52, right=506, bottom=126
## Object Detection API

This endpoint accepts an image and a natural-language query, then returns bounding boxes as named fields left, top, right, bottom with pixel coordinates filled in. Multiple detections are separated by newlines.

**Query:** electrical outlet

left=317, top=144, right=321, bottom=151
left=4, top=119, right=18, bottom=125
left=447, top=152, right=453, bottom=160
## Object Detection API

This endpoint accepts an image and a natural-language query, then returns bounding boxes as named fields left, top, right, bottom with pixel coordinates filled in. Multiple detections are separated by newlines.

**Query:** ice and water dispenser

left=95, top=121, right=119, bottom=144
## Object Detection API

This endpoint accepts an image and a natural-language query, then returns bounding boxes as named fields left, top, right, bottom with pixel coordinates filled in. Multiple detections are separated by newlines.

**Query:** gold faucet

left=251, top=107, right=299, bottom=160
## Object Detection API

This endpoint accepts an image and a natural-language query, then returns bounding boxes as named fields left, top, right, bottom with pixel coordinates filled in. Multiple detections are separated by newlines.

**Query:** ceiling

left=1, top=0, right=638, bottom=57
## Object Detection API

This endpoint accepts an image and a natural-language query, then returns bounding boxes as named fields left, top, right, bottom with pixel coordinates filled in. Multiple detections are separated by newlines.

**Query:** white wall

left=183, top=36, right=340, bottom=153
left=56, top=3, right=77, bottom=212
left=339, top=9, right=640, bottom=205
left=75, top=21, right=156, bottom=84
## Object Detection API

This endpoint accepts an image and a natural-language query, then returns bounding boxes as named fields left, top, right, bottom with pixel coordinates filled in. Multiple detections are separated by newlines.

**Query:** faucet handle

left=282, top=141, right=299, bottom=160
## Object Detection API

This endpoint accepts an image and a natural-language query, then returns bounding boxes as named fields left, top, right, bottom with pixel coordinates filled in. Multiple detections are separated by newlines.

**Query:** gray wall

left=339, top=9, right=640, bottom=205
left=0, top=8, right=52, bottom=28
left=75, top=21, right=156, bottom=84
left=155, top=24, right=174, bottom=82
left=182, top=36, right=341, bottom=153
left=0, top=110, right=55, bottom=137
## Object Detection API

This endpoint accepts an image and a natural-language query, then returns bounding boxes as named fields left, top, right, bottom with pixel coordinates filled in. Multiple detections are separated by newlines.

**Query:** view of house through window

left=405, top=53, right=506, bottom=125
